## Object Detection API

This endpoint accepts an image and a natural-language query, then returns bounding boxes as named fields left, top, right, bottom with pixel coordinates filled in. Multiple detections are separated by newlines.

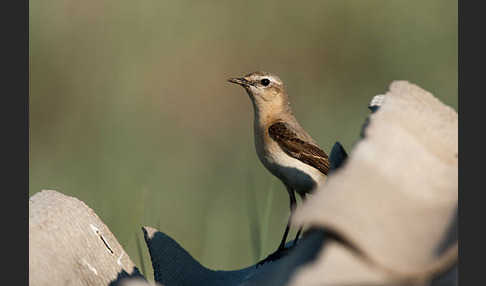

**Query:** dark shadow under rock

left=142, top=226, right=328, bottom=286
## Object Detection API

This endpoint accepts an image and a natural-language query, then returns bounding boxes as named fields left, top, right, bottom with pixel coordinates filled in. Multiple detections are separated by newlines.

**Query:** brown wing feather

left=268, top=122, right=330, bottom=175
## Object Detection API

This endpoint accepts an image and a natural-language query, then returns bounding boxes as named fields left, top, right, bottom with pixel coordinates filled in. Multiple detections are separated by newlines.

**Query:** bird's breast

left=253, top=125, right=326, bottom=194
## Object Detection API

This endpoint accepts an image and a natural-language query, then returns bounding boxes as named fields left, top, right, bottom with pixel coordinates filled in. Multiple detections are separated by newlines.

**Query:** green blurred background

left=29, top=0, right=457, bottom=279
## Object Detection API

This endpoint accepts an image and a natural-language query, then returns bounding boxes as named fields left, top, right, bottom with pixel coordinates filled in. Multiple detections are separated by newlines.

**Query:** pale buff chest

left=253, top=120, right=327, bottom=195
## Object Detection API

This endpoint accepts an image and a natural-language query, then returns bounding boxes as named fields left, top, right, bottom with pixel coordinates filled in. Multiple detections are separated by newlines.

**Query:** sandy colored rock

left=290, top=81, right=458, bottom=285
left=29, top=190, right=145, bottom=286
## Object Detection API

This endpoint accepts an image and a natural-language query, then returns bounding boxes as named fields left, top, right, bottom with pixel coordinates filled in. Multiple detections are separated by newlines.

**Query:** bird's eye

left=260, top=78, right=270, bottom=86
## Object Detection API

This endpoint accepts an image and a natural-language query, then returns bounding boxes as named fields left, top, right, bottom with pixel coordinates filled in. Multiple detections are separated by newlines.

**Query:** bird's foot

left=256, top=244, right=294, bottom=267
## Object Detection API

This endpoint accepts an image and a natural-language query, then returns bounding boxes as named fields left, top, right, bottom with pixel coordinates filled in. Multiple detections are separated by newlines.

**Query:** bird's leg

left=278, top=188, right=297, bottom=250
left=292, top=193, right=307, bottom=246
left=278, top=219, right=291, bottom=251
left=293, top=227, right=303, bottom=246
left=256, top=186, right=297, bottom=267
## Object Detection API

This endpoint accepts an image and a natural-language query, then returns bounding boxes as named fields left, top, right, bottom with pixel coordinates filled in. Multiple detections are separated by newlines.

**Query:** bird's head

left=228, top=71, right=289, bottom=113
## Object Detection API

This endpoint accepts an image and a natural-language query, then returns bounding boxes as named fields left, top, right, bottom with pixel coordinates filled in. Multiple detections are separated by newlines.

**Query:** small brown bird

left=228, top=71, right=330, bottom=254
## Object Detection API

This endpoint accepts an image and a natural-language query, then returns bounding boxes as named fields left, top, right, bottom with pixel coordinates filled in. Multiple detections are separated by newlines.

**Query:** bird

left=228, top=71, right=330, bottom=259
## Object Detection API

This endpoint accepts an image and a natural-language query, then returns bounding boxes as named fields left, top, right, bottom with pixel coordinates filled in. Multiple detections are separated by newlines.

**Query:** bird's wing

left=268, top=121, right=330, bottom=175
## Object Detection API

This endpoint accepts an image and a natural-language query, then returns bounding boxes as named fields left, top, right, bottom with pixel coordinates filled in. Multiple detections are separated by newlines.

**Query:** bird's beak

left=227, top=77, right=251, bottom=87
